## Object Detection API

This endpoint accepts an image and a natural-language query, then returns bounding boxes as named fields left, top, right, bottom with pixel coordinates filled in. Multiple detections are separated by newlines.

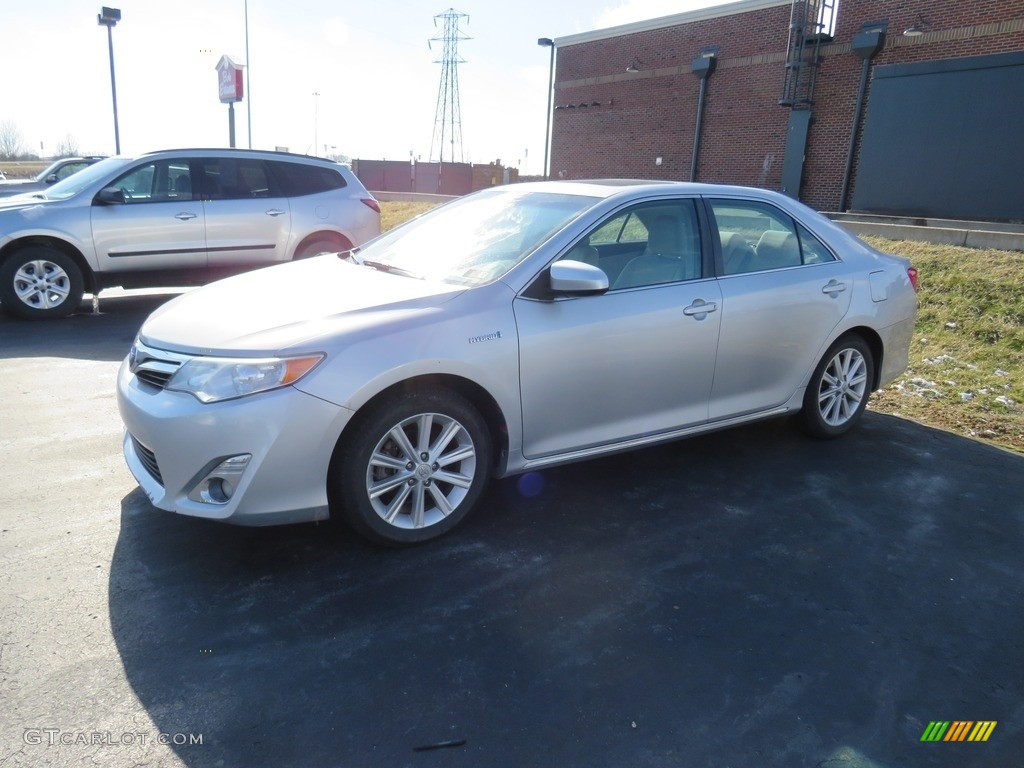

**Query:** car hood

left=0, top=193, right=48, bottom=209
left=139, top=255, right=466, bottom=355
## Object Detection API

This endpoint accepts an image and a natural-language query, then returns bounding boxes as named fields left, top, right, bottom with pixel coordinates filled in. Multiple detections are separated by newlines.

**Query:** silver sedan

left=117, top=181, right=918, bottom=545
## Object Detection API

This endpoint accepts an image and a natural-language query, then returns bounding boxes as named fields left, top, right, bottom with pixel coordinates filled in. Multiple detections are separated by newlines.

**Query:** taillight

left=361, top=198, right=381, bottom=214
left=907, top=266, right=919, bottom=292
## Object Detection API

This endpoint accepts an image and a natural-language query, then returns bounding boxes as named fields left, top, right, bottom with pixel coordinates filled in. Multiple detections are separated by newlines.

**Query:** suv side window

left=269, top=161, right=347, bottom=197
left=199, top=158, right=272, bottom=200
left=113, top=160, right=193, bottom=203
left=710, top=199, right=836, bottom=275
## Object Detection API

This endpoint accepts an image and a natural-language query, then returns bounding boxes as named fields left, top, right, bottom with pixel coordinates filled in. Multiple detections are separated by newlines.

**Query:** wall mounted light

left=903, top=15, right=931, bottom=36
left=625, top=60, right=645, bottom=73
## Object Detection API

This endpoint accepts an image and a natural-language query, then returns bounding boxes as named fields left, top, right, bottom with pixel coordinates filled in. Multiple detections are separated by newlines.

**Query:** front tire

left=295, top=235, right=352, bottom=259
left=0, top=246, right=85, bottom=319
left=798, top=334, right=874, bottom=439
left=332, top=389, right=492, bottom=546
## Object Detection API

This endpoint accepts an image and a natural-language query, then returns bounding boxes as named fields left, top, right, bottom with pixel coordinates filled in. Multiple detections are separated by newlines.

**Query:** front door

left=90, top=159, right=206, bottom=273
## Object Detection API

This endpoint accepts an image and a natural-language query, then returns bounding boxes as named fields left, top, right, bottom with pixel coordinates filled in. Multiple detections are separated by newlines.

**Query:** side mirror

left=45, top=174, right=59, bottom=185
left=549, top=260, right=609, bottom=295
left=95, top=186, right=126, bottom=205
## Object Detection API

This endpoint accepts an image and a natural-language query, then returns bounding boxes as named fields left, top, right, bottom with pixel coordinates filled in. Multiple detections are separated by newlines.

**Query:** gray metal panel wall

left=851, top=52, right=1024, bottom=222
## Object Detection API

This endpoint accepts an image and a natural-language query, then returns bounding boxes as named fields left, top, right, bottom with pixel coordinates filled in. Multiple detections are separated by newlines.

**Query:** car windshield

left=40, top=157, right=134, bottom=201
left=354, top=188, right=598, bottom=286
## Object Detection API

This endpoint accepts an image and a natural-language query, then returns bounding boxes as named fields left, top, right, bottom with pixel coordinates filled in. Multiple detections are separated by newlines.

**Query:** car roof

left=504, top=178, right=798, bottom=204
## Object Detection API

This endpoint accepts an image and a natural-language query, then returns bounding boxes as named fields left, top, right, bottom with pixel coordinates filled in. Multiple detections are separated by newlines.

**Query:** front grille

left=135, top=368, right=175, bottom=389
left=129, top=340, right=186, bottom=391
left=131, top=435, right=163, bottom=485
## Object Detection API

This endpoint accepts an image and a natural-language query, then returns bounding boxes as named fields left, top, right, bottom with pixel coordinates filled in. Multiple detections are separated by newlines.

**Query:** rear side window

left=199, top=158, right=272, bottom=200
left=269, top=161, right=347, bottom=197
left=709, top=199, right=836, bottom=275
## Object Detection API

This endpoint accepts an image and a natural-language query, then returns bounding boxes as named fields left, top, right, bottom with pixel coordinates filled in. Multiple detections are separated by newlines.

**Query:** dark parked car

left=0, top=157, right=107, bottom=198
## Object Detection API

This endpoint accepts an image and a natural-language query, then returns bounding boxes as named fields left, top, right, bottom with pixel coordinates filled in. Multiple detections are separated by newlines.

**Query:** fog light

left=188, top=454, right=251, bottom=505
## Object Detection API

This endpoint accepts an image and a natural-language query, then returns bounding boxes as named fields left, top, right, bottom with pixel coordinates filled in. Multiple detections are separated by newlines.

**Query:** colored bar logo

left=920, top=721, right=997, bottom=742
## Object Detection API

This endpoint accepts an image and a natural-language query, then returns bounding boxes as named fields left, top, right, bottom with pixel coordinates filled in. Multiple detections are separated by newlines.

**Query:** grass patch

left=379, top=200, right=440, bottom=232
left=0, top=161, right=48, bottom=180
left=863, top=237, right=1024, bottom=452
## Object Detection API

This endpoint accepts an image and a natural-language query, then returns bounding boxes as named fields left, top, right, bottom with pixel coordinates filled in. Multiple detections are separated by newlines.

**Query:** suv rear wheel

left=0, top=245, right=85, bottom=319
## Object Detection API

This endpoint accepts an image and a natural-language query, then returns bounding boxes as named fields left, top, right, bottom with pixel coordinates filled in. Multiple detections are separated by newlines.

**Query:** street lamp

left=538, top=37, right=555, bottom=178
left=312, top=91, right=320, bottom=156
left=97, top=7, right=121, bottom=154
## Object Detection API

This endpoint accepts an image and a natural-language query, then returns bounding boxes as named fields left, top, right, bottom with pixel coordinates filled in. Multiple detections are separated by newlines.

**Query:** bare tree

left=0, top=120, right=26, bottom=159
left=55, top=133, right=81, bottom=158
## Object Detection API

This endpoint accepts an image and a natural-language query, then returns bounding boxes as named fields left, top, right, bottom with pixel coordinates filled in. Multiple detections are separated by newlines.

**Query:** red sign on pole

left=216, top=55, right=244, bottom=103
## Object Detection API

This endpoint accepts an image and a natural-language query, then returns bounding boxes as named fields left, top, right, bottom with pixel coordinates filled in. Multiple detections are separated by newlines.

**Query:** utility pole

left=429, top=9, right=470, bottom=163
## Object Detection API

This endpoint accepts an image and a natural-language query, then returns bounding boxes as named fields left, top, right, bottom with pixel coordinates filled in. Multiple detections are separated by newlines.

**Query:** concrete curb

left=828, top=217, right=1024, bottom=252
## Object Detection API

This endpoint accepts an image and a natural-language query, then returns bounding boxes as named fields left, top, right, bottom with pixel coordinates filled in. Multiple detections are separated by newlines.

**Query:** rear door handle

left=174, top=212, right=198, bottom=221
left=683, top=299, right=718, bottom=317
left=265, top=209, right=286, bottom=217
left=822, top=280, right=847, bottom=296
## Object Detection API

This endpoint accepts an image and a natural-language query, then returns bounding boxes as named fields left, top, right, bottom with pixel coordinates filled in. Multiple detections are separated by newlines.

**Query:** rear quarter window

left=270, top=162, right=347, bottom=197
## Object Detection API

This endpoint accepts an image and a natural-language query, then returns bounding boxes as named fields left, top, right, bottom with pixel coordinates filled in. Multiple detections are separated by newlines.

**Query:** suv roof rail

left=138, top=148, right=337, bottom=163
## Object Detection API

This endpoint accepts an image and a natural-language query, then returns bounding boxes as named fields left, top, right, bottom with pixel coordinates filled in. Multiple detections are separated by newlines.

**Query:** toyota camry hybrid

left=117, top=180, right=918, bottom=545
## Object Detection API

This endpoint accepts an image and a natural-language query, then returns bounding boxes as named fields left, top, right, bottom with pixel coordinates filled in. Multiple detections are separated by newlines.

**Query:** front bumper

left=117, top=357, right=353, bottom=525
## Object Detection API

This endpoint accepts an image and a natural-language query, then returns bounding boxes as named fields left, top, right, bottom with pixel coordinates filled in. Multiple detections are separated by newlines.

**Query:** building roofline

left=553, top=0, right=791, bottom=47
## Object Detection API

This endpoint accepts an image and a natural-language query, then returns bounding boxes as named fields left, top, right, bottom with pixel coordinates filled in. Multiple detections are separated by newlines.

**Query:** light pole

left=97, top=7, right=121, bottom=154
left=244, top=0, right=252, bottom=148
left=537, top=37, right=555, bottom=178
left=312, top=91, right=320, bottom=156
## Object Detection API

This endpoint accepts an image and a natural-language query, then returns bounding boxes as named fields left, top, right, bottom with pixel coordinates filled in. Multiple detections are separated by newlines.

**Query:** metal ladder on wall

left=779, top=0, right=835, bottom=107
left=778, top=0, right=836, bottom=196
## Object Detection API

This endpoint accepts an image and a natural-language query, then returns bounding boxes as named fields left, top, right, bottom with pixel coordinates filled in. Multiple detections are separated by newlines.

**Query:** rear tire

left=797, top=334, right=874, bottom=439
left=0, top=246, right=84, bottom=319
left=331, top=388, right=492, bottom=546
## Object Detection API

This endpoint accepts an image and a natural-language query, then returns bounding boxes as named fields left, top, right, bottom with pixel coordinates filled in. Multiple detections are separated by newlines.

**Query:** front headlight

left=166, top=354, right=324, bottom=403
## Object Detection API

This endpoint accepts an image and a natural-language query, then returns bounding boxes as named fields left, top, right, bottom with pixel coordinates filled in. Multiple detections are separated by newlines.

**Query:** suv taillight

left=907, top=266, right=919, bottom=292
left=361, top=198, right=381, bottom=214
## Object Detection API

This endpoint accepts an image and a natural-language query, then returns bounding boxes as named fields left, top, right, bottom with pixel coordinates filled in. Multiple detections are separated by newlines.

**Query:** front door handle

left=265, top=209, right=286, bottom=217
left=175, top=212, right=198, bottom=221
left=683, top=299, right=718, bottom=318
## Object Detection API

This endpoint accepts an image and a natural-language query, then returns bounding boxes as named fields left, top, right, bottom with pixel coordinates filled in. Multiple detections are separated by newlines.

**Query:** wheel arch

left=0, top=236, right=97, bottom=294
left=293, top=230, right=353, bottom=260
left=331, top=373, right=510, bottom=477
left=837, top=325, right=884, bottom=391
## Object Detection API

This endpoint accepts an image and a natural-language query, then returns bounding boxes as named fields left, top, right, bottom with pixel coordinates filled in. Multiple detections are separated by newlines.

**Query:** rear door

left=199, top=157, right=292, bottom=268
left=90, top=159, right=207, bottom=272
left=706, top=197, right=855, bottom=420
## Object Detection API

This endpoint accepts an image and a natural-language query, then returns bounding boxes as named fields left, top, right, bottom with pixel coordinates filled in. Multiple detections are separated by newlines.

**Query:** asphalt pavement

left=1, top=292, right=1022, bottom=768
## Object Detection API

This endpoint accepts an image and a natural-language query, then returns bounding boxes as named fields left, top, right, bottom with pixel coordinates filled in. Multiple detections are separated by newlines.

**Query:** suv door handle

left=683, top=299, right=718, bottom=317
left=174, top=212, right=198, bottom=221
left=265, top=209, right=286, bottom=217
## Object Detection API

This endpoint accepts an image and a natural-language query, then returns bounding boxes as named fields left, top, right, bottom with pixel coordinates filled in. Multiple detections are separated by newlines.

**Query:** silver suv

left=0, top=148, right=381, bottom=319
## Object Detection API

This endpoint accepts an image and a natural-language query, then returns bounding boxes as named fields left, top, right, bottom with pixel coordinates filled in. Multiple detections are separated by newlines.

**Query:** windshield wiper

left=360, top=259, right=424, bottom=279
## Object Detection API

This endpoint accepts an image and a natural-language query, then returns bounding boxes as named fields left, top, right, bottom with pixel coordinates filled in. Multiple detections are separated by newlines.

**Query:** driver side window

left=557, top=199, right=702, bottom=289
left=114, top=161, right=193, bottom=203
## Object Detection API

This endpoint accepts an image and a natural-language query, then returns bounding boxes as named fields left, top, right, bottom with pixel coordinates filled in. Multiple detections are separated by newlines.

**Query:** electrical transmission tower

left=429, top=9, right=470, bottom=163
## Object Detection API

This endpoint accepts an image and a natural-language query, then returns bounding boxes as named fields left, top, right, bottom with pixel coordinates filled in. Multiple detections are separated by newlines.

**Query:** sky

left=2, top=0, right=732, bottom=175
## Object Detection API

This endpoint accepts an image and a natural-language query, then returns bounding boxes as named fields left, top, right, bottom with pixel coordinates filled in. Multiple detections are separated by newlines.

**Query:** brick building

left=550, top=0, right=1024, bottom=221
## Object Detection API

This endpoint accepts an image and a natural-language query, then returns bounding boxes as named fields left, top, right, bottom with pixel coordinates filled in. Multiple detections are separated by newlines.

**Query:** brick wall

left=551, top=0, right=1024, bottom=211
